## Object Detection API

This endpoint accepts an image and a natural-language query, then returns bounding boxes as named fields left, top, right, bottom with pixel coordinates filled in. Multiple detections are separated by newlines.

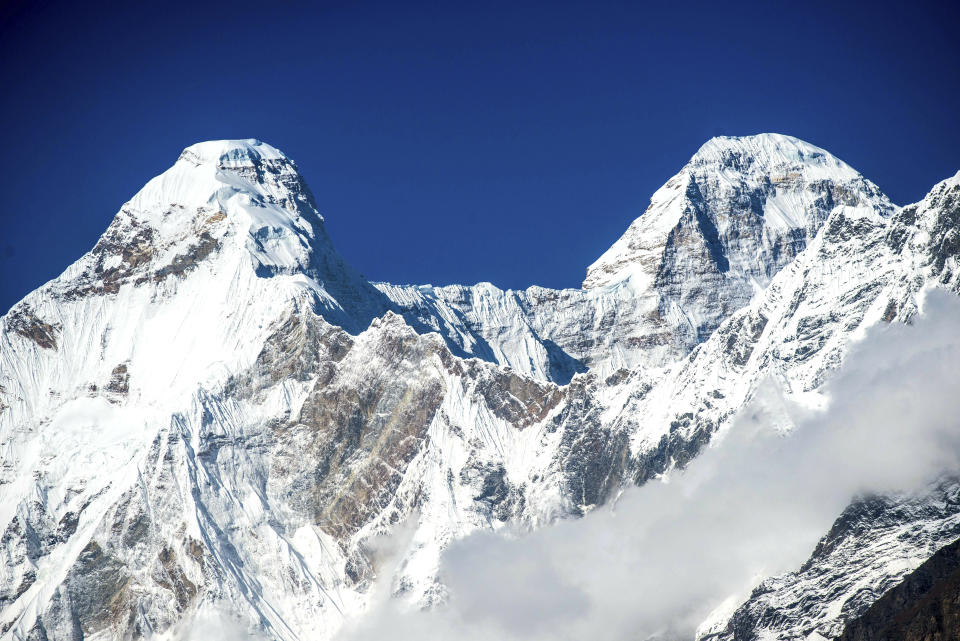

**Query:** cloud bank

left=338, top=289, right=960, bottom=641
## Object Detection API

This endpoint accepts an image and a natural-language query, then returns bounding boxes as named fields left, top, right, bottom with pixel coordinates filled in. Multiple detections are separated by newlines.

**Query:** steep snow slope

left=0, top=138, right=956, bottom=641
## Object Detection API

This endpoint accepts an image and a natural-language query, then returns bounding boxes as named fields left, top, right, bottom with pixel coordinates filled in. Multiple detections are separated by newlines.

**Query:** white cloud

left=339, top=289, right=960, bottom=641
left=166, top=603, right=269, bottom=641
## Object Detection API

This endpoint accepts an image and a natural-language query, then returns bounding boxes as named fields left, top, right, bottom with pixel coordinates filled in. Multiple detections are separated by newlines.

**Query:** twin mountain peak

left=63, top=133, right=894, bottom=339
left=2, top=132, right=960, bottom=641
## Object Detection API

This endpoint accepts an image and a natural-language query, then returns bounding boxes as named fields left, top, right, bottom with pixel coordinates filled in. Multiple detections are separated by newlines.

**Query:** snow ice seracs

left=0, top=135, right=958, bottom=641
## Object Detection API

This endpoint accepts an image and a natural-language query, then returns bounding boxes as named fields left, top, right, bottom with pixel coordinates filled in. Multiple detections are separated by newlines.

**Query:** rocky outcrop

left=275, top=314, right=447, bottom=541
left=3, top=306, right=59, bottom=350
left=838, top=535, right=960, bottom=641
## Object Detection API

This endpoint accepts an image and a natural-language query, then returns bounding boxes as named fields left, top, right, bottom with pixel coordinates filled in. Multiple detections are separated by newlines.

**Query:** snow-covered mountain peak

left=45, top=138, right=349, bottom=300
left=0, top=138, right=389, bottom=371
left=582, top=132, right=893, bottom=349
left=584, top=133, right=891, bottom=288
left=688, top=133, right=860, bottom=180
left=176, top=138, right=290, bottom=168
left=126, top=138, right=318, bottom=230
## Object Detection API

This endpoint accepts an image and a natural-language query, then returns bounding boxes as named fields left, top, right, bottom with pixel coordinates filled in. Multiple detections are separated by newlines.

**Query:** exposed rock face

left=105, top=364, right=129, bottom=398
left=3, top=306, right=59, bottom=350
left=0, top=136, right=957, bottom=641
left=838, top=534, right=960, bottom=641
left=276, top=313, right=447, bottom=541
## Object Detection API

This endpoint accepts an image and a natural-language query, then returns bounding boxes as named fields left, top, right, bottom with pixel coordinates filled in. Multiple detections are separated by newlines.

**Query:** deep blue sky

left=1, top=0, right=958, bottom=313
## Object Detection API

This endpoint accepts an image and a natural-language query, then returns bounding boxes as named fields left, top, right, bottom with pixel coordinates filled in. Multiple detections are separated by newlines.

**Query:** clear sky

left=1, top=0, right=957, bottom=313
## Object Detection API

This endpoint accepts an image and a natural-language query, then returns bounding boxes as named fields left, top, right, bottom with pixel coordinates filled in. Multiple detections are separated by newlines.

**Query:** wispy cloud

left=167, top=604, right=269, bottom=641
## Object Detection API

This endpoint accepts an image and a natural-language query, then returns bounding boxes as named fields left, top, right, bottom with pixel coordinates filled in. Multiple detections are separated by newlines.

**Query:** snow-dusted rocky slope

left=837, top=520, right=960, bottom=641
left=700, top=478, right=960, bottom=641
left=0, top=135, right=957, bottom=641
